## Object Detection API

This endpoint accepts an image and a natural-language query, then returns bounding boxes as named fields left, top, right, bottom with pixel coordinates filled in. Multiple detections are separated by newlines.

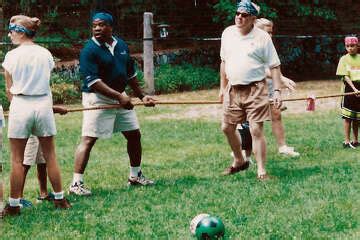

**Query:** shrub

left=152, top=64, right=219, bottom=94
left=51, top=82, right=80, bottom=104
left=0, top=75, right=10, bottom=110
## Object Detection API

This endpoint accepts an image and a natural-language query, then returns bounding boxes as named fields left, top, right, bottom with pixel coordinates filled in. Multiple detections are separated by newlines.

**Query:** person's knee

left=124, top=129, right=141, bottom=142
left=271, top=108, right=282, bottom=121
left=221, top=123, right=236, bottom=135
left=78, top=137, right=97, bottom=151
left=250, top=123, right=264, bottom=139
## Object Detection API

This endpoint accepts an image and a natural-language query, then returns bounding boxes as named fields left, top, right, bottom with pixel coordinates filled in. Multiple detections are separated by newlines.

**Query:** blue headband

left=92, top=12, right=113, bottom=26
left=237, top=0, right=259, bottom=16
left=8, top=23, right=35, bottom=37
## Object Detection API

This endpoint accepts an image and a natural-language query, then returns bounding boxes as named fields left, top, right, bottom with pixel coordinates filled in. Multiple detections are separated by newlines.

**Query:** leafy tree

left=213, top=0, right=336, bottom=26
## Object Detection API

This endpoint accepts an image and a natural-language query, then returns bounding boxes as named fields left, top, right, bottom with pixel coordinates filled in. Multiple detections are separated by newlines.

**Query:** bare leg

left=38, top=136, right=62, bottom=193
left=344, top=119, right=351, bottom=143
left=271, top=107, right=286, bottom=148
left=9, top=138, right=28, bottom=199
left=222, top=122, right=246, bottom=167
left=37, top=163, right=48, bottom=197
left=122, top=130, right=141, bottom=167
left=74, top=136, right=97, bottom=174
left=249, top=122, right=267, bottom=176
left=352, top=120, right=359, bottom=143
left=20, top=165, right=31, bottom=198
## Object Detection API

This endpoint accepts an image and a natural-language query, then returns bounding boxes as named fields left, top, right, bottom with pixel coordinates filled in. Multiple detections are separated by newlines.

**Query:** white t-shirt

left=220, top=25, right=281, bottom=85
left=2, top=44, right=54, bottom=95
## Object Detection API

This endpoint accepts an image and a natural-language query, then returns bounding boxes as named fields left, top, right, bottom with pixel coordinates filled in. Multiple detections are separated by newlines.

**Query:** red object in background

left=306, top=95, right=316, bottom=111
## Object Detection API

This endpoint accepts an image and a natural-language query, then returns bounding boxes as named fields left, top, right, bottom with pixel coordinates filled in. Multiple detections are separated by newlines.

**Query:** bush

left=0, top=75, right=10, bottom=110
left=151, top=64, right=219, bottom=94
left=51, top=82, right=80, bottom=104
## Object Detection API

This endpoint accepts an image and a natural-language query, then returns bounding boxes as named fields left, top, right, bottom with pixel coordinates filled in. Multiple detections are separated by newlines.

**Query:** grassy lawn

left=1, top=97, right=360, bottom=239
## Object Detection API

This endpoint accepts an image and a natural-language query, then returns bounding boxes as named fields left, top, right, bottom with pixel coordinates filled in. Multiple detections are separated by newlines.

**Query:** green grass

left=1, top=107, right=360, bottom=239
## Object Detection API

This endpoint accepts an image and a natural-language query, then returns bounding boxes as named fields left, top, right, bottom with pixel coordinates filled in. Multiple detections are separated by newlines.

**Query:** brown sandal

left=222, top=161, right=250, bottom=176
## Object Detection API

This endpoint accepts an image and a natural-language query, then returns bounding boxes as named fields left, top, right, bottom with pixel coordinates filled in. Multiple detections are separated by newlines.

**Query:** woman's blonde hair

left=254, top=18, right=273, bottom=30
left=10, top=15, right=41, bottom=33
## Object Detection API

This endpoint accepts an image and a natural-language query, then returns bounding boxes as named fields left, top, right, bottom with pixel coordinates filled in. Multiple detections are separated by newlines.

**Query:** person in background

left=336, top=36, right=360, bottom=149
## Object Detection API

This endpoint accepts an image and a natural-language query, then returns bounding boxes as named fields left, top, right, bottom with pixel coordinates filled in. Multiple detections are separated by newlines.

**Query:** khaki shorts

left=82, top=92, right=140, bottom=138
left=8, top=95, right=56, bottom=138
left=223, top=80, right=271, bottom=125
left=23, top=136, right=45, bottom=165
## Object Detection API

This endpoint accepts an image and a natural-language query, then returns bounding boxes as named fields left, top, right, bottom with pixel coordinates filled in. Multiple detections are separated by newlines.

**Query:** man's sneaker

left=351, top=142, right=360, bottom=148
left=343, top=142, right=356, bottom=149
left=36, top=192, right=55, bottom=203
left=19, top=198, right=33, bottom=208
left=1, top=204, right=20, bottom=217
left=278, top=145, right=300, bottom=157
left=54, top=198, right=71, bottom=209
left=128, top=171, right=154, bottom=186
left=69, top=181, right=92, bottom=196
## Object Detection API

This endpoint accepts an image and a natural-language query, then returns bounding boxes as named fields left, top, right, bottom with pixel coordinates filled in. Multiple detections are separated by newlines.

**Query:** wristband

left=273, top=89, right=281, bottom=93
left=138, top=94, right=145, bottom=100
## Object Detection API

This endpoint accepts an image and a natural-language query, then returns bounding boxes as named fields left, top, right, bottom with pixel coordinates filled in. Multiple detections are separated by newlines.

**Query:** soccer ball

left=190, top=213, right=210, bottom=235
left=195, top=216, right=225, bottom=240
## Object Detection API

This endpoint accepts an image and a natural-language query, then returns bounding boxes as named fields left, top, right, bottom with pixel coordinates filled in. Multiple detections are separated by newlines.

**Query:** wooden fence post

left=143, top=12, right=154, bottom=95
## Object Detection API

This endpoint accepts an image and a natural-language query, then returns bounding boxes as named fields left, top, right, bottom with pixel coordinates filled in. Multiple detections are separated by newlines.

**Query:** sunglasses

left=235, top=12, right=251, bottom=18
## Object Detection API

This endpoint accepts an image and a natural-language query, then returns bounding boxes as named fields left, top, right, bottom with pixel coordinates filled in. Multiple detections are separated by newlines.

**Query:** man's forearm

left=90, top=80, right=122, bottom=100
left=270, top=66, right=282, bottom=90
left=220, top=61, right=228, bottom=92
left=128, top=77, right=145, bottom=100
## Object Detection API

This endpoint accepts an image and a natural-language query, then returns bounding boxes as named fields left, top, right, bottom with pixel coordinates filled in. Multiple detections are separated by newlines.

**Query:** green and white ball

left=195, top=216, right=225, bottom=240
left=190, top=213, right=210, bottom=235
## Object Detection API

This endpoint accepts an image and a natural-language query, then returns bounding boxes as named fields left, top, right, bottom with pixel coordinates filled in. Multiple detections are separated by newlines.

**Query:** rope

left=2, top=91, right=359, bottom=116
left=66, top=91, right=359, bottom=113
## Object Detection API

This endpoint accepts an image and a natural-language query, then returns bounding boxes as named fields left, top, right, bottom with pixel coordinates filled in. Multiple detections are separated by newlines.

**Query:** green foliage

left=51, top=82, right=80, bottom=104
left=153, top=64, right=219, bottom=94
left=0, top=75, right=10, bottom=110
left=212, top=0, right=336, bottom=25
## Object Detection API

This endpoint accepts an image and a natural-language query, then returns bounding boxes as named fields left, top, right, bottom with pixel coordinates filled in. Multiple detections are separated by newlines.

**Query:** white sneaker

left=69, top=181, right=92, bottom=196
left=279, top=145, right=300, bottom=157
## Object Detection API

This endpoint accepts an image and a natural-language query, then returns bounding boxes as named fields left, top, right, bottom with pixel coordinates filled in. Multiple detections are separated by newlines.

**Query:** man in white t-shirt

left=219, top=0, right=282, bottom=180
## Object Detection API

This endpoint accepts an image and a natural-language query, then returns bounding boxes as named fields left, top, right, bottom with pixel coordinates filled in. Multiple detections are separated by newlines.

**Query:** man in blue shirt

left=69, top=12, right=156, bottom=195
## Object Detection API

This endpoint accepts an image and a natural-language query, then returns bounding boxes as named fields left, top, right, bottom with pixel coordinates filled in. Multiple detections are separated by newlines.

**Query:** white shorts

left=23, top=135, right=45, bottom=165
left=8, top=95, right=56, bottom=138
left=81, top=92, right=140, bottom=139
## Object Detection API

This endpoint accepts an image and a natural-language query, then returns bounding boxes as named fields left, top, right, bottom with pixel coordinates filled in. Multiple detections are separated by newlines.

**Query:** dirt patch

left=146, top=80, right=342, bottom=121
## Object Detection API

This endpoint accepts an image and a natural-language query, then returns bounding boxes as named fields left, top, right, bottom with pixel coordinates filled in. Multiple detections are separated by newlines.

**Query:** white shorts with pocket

left=23, top=135, right=45, bottom=165
left=81, top=92, right=140, bottom=138
left=8, top=95, right=56, bottom=138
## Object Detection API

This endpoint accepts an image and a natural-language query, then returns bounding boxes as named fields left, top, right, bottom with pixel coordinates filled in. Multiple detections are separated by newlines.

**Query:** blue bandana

left=8, top=23, right=35, bottom=37
left=92, top=12, right=113, bottom=26
left=237, top=0, right=259, bottom=16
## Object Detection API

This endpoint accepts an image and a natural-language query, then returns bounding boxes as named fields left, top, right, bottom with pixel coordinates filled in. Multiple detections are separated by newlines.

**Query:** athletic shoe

left=128, top=171, right=154, bottom=186
left=1, top=204, right=20, bottom=217
left=54, top=198, right=71, bottom=209
left=36, top=192, right=55, bottom=203
left=278, top=145, right=300, bottom=157
left=343, top=142, right=356, bottom=149
left=19, top=198, right=33, bottom=208
left=69, top=181, right=92, bottom=196
left=351, top=142, right=360, bottom=148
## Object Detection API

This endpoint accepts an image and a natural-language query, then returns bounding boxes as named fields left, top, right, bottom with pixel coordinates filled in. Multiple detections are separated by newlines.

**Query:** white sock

left=130, top=166, right=141, bottom=178
left=9, top=197, right=20, bottom=207
left=53, top=191, right=64, bottom=200
left=72, top=173, right=84, bottom=185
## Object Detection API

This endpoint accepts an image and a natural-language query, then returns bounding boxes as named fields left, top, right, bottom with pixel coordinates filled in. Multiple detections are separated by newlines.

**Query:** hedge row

left=0, top=64, right=219, bottom=110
